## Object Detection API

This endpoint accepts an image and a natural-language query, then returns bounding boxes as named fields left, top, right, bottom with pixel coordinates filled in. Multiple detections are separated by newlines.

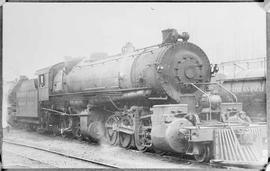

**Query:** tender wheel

left=29, top=124, right=37, bottom=131
left=33, top=125, right=38, bottom=131
left=52, top=126, right=59, bottom=136
left=24, top=124, right=31, bottom=131
left=105, top=115, right=119, bottom=145
left=119, top=132, right=132, bottom=148
left=194, top=144, right=212, bottom=163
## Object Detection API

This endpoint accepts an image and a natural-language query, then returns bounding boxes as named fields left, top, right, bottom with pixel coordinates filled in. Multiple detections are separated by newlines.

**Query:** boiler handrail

left=188, top=83, right=212, bottom=120
left=189, top=82, right=238, bottom=102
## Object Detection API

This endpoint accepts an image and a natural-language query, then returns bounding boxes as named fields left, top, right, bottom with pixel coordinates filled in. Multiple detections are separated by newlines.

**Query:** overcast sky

left=3, top=3, right=266, bottom=81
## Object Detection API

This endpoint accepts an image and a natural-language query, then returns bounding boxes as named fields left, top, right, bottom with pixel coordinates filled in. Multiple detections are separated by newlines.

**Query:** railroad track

left=3, top=139, right=119, bottom=169
left=141, top=150, right=225, bottom=169
left=62, top=136, right=224, bottom=169
left=4, top=130, right=265, bottom=169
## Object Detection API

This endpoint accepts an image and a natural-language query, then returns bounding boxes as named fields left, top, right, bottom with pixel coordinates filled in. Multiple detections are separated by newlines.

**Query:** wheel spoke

left=119, top=132, right=132, bottom=148
left=105, top=125, right=113, bottom=128
left=105, top=115, right=119, bottom=145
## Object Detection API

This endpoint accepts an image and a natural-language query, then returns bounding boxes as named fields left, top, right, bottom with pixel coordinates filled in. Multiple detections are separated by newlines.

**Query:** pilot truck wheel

left=194, top=144, right=212, bottom=163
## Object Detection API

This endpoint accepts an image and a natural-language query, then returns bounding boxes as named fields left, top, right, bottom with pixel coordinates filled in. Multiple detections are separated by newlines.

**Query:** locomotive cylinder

left=151, top=104, right=193, bottom=153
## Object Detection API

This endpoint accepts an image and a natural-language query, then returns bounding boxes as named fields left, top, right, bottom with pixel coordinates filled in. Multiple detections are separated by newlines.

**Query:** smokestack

left=162, top=28, right=189, bottom=44
left=162, top=28, right=179, bottom=43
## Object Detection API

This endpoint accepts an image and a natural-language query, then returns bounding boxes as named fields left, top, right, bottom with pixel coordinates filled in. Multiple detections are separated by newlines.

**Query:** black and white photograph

left=2, top=2, right=268, bottom=169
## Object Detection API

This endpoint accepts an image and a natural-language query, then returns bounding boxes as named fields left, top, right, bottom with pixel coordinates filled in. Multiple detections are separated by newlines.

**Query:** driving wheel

left=134, top=121, right=148, bottom=152
left=119, top=132, right=133, bottom=148
left=105, top=115, right=119, bottom=145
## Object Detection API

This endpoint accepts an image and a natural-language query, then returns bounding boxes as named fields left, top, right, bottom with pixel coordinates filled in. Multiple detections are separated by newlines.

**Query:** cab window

left=39, top=74, right=45, bottom=87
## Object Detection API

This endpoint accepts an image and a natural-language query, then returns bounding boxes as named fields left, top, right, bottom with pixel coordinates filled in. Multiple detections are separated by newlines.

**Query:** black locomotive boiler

left=7, top=29, right=267, bottom=165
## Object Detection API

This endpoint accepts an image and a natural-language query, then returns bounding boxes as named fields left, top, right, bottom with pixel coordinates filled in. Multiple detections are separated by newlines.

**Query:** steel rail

left=3, top=140, right=119, bottom=168
left=142, top=150, right=227, bottom=169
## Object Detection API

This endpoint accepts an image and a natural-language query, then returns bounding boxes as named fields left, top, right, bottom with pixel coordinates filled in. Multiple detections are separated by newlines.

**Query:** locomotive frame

left=7, top=28, right=267, bottom=166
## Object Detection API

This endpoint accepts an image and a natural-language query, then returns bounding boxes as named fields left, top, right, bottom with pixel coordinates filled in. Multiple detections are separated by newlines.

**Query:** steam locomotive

left=7, top=29, right=267, bottom=164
